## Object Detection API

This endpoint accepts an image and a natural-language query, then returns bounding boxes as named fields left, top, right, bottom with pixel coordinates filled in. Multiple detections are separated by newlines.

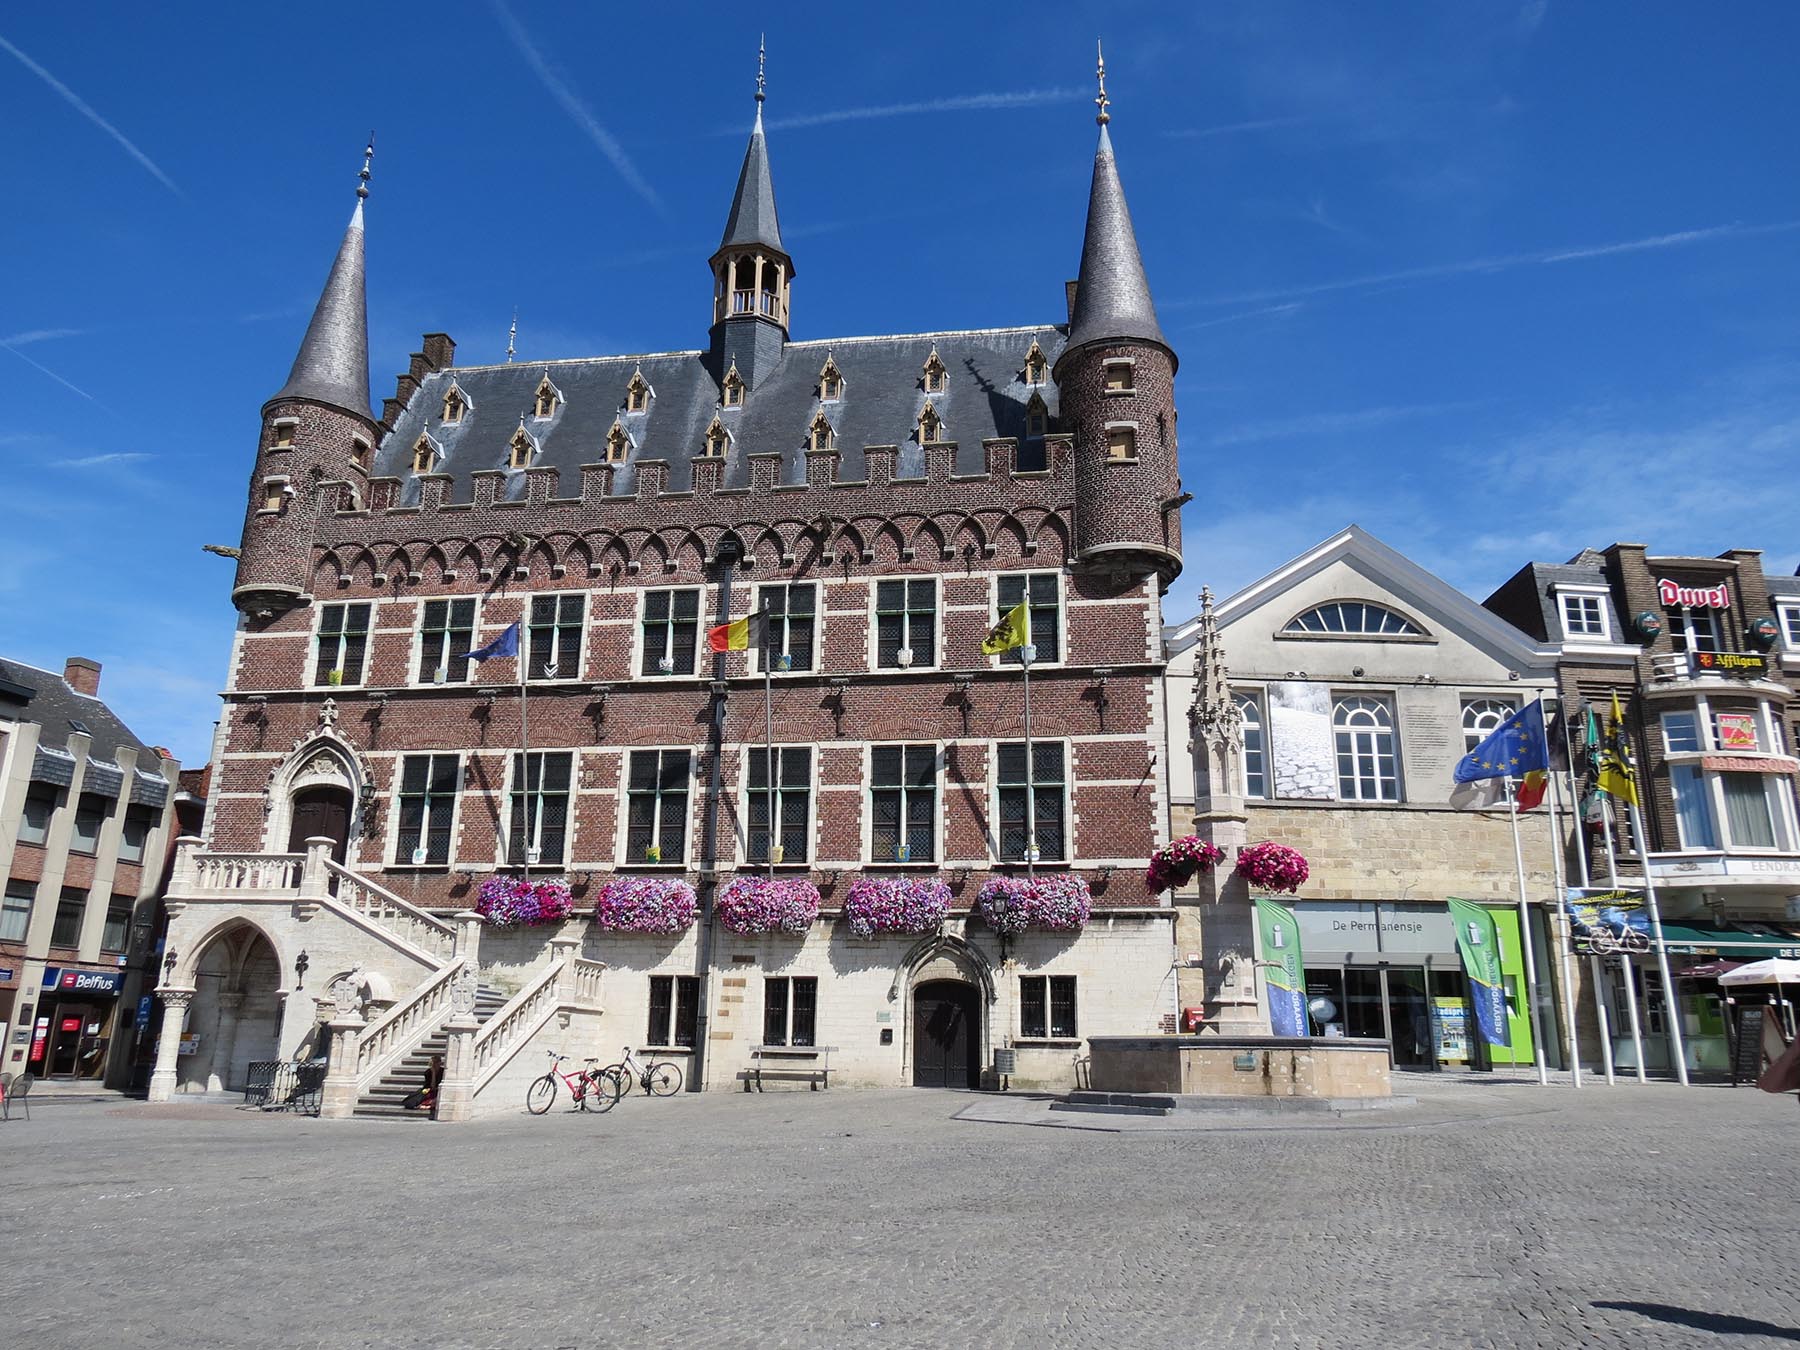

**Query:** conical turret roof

left=272, top=199, right=372, bottom=415
left=717, top=104, right=788, bottom=263
left=1064, top=124, right=1170, bottom=366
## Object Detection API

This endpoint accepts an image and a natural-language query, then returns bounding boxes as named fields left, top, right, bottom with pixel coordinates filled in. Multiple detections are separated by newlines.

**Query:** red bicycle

left=525, top=1052, right=619, bottom=1115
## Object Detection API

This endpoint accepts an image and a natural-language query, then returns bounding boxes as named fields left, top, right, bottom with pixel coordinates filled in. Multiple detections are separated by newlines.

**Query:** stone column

left=317, top=1011, right=364, bottom=1119
left=298, top=835, right=335, bottom=901
left=147, top=987, right=195, bottom=1103
left=548, top=936, right=580, bottom=1001
left=453, top=910, right=483, bottom=969
left=435, top=966, right=482, bottom=1124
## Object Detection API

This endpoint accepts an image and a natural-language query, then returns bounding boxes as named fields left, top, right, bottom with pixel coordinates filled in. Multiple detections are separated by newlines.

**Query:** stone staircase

left=354, top=983, right=510, bottom=1120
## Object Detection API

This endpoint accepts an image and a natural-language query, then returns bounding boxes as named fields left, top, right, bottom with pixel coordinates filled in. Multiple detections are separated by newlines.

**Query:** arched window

left=508, top=427, right=535, bottom=470
left=818, top=355, right=843, bottom=402
left=411, top=436, right=437, bottom=474
left=703, top=416, right=730, bottom=458
left=922, top=347, right=947, bottom=395
left=808, top=411, right=835, bottom=452
left=1023, top=339, right=1047, bottom=386
left=1334, top=696, right=1400, bottom=801
left=625, top=367, right=651, bottom=413
left=604, top=421, right=631, bottom=463
left=1236, top=692, right=1266, bottom=799
left=1024, top=393, right=1049, bottom=438
left=1461, top=698, right=1517, bottom=752
left=533, top=373, right=560, bottom=419
left=1285, top=602, right=1424, bottom=637
left=722, top=363, right=745, bottom=408
left=917, top=401, right=943, bottom=444
left=442, top=386, right=467, bottom=424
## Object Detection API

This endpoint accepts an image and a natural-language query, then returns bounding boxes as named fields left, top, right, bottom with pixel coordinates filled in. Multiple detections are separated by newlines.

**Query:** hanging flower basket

left=593, top=876, right=699, bottom=934
left=843, top=875, right=951, bottom=939
left=1145, top=835, right=1226, bottom=893
left=1234, top=841, right=1310, bottom=894
left=475, top=876, right=574, bottom=928
left=977, top=875, right=1093, bottom=934
left=715, top=876, right=821, bottom=936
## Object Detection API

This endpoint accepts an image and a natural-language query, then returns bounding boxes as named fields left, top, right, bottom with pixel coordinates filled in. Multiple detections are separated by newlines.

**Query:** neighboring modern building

left=0, top=656, right=181, bottom=1086
left=1162, top=527, right=1569, bottom=1071
left=1485, top=543, right=1800, bottom=1074
left=151, top=77, right=1186, bottom=1114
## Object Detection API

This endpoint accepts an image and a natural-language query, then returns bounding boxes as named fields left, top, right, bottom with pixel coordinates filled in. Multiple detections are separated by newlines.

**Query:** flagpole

left=1560, top=710, right=1591, bottom=889
left=1021, top=647, right=1035, bottom=882
left=764, top=610, right=775, bottom=879
left=1544, top=762, right=1582, bottom=1088
left=1628, top=796, right=1690, bottom=1087
left=1503, top=773, right=1549, bottom=1085
left=1591, top=952, right=1616, bottom=1084
left=519, top=622, right=532, bottom=883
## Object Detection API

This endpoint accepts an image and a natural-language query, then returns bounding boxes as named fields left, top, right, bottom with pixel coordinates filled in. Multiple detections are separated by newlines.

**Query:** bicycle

left=525, top=1051, right=620, bottom=1115
left=598, top=1045, right=683, bottom=1098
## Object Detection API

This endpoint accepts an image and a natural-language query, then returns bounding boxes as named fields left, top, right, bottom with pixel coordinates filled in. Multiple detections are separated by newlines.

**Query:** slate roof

left=0, top=656, right=164, bottom=781
left=718, top=105, right=785, bottom=259
left=273, top=201, right=372, bottom=417
left=377, top=325, right=1067, bottom=501
left=1062, top=125, right=1170, bottom=366
left=1497, top=556, right=1623, bottom=644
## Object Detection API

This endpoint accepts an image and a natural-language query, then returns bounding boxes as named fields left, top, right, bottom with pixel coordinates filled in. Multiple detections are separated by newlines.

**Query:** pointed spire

left=718, top=40, right=786, bottom=257
left=1190, top=586, right=1243, bottom=753
left=272, top=136, right=374, bottom=415
left=506, top=308, right=517, bottom=363
left=1063, top=53, right=1171, bottom=367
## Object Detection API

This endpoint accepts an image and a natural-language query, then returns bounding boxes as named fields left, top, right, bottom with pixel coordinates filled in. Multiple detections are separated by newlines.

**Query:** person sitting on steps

left=403, top=1055, right=445, bottom=1119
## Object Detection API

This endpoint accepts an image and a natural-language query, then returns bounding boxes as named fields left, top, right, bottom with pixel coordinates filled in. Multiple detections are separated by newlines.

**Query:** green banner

left=1447, top=898, right=1511, bottom=1047
left=1254, top=898, right=1308, bottom=1037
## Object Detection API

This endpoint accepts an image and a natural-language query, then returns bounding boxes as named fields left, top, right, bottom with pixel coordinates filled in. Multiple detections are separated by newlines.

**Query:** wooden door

left=287, top=787, right=352, bottom=862
left=912, top=981, right=979, bottom=1089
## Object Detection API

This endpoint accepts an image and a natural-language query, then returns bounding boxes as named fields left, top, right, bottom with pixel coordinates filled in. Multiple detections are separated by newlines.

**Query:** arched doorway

left=287, top=785, right=353, bottom=862
left=912, top=980, right=980, bottom=1089
left=184, top=924, right=284, bottom=1092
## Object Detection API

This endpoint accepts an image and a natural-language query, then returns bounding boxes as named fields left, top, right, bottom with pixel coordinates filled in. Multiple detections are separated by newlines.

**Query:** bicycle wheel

left=600, top=1063, right=632, bottom=1098
left=646, top=1061, right=683, bottom=1096
left=591, top=1069, right=625, bottom=1112
left=525, top=1074, right=558, bottom=1115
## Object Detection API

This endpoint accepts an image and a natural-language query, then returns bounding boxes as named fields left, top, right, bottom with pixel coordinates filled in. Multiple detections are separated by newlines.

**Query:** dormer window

left=703, top=416, right=730, bottom=458
left=271, top=419, right=298, bottom=449
left=1024, top=340, right=1048, bottom=386
left=1025, top=393, right=1049, bottom=438
left=922, top=348, right=947, bottom=395
left=605, top=420, right=631, bottom=463
left=819, top=355, right=844, bottom=402
left=808, top=411, right=835, bottom=452
left=1103, top=358, right=1135, bottom=394
left=533, top=373, right=560, bottom=419
left=509, top=424, right=537, bottom=470
left=626, top=367, right=651, bottom=414
left=411, top=436, right=438, bottom=474
left=918, top=402, right=943, bottom=444
left=442, top=386, right=467, bottom=424
left=722, top=363, right=745, bottom=408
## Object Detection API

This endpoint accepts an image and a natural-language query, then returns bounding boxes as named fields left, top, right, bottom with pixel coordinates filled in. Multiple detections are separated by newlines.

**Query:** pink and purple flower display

left=475, top=876, right=574, bottom=928
left=593, top=875, right=700, bottom=934
left=976, top=875, right=1092, bottom=934
left=843, top=876, right=951, bottom=939
left=1144, top=835, right=1226, bottom=893
left=1234, top=841, right=1310, bottom=894
left=715, top=876, right=822, bottom=936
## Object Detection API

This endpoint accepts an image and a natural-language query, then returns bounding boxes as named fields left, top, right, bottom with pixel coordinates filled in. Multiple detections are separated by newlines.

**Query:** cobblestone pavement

left=1, top=1076, right=1796, bottom=1349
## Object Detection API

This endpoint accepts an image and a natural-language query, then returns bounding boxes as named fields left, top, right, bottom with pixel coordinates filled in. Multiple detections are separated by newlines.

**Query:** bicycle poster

left=1564, top=888, right=1650, bottom=955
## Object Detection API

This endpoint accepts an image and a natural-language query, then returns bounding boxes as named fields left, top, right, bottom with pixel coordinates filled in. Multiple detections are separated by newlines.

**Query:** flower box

left=475, top=876, right=574, bottom=928
left=843, top=875, right=951, bottom=939
left=1145, top=835, right=1225, bottom=893
left=1235, top=841, right=1309, bottom=894
left=593, top=876, right=699, bottom=934
left=716, top=876, right=821, bottom=936
left=976, top=875, right=1092, bottom=934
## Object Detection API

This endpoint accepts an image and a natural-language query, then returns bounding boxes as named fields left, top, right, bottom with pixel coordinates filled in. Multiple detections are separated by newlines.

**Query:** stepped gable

left=375, top=326, right=1066, bottom=504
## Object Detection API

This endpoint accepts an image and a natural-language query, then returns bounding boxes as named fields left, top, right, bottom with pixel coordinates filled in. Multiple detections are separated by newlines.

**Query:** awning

left=1675, top=958, right=1744, bottom=980
left=1656, top=921, right=1800, bottom=957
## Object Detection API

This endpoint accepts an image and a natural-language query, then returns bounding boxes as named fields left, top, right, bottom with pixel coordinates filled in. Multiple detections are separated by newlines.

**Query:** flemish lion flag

left=1596, top=691, right=1639, bottom=807
left=707, top=611, right=761, bottom=653
left=981, top=601, right=1029, bottom=655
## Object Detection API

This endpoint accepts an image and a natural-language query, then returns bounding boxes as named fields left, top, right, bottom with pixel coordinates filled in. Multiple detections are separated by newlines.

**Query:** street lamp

left=295, top=950, right=310, bottom=988
left=161, top=948, right=177, bottom=986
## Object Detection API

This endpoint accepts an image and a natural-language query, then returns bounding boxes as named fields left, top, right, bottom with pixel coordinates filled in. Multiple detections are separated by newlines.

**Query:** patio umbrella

left=1718, top=958, right=1800, bottom=987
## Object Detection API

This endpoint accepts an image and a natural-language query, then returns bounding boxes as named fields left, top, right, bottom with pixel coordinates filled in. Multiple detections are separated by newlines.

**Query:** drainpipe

left=691, top=538, right=741, bottom=1090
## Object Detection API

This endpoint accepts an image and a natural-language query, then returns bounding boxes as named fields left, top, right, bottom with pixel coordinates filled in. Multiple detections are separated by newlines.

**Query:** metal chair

left=1, top=1072, right=30, bottom=1122
left=0, top=1072, right=11, bottom=1119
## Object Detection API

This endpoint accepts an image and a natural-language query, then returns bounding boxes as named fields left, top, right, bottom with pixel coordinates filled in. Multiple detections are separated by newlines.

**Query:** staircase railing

left=355, top=958, right=464, bottom=1092
left=470, top=960, right=564, bottom=1094
left=324, top=860, right=458, bottom=964
left=570, top=957, right=607, bottom=1010
left=175, top=846, right=305, bottom=898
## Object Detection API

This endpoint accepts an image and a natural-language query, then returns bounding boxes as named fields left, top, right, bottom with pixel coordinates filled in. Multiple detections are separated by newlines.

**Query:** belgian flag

left=707, top=609, right=764, bottom=653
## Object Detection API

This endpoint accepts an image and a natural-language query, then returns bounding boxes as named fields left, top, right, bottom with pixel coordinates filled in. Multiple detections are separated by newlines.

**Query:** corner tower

left=1053, top=50, right=1182, bottom=586
left=708, top=44, right=793, bottom=388
left=233, top=141, right=380, bottom=617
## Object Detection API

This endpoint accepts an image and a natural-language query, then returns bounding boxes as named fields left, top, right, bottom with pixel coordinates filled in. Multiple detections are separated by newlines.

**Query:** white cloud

left=55, top=452, right=152, bottom=469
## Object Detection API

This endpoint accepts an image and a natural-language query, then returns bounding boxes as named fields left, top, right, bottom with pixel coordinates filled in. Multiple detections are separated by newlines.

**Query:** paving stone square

left=1, top=1078, right=1796, bottom=1349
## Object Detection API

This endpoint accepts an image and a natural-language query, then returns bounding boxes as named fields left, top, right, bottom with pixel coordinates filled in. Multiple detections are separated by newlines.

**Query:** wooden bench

left=748, top=1044, right=837, bottom=1092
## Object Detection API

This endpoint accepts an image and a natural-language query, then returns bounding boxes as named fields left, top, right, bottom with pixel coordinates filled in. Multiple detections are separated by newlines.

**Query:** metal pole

left=1545, top=767, right=1582, bottom=1087
left=1021, top=648, right=1035, bottom=881
left=1560, top=710, right=1591, bottom=889
left=518, top=621, right=531, bottom=883
left=765, top=619, right=775, bottom=878
left=1618, top=947, right=1647, bottom=1083
left=1591, top=954, right=1616, bottom=1084
left=1504, top=774, right=1549, bottom=1085
left=1628, top=797, right=1690, bottom=1086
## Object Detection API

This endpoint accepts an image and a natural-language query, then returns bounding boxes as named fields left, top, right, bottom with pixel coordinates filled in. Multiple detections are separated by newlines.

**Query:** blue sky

left=3, top=2, right=1797, bottom=765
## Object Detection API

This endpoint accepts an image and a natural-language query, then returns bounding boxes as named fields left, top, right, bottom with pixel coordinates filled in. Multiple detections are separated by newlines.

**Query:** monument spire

left=270, top=135, right=374, bottom=416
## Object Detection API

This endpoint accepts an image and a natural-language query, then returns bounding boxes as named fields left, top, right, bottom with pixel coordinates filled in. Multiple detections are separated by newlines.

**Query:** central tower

left=708, top=43, right=793, bottom=387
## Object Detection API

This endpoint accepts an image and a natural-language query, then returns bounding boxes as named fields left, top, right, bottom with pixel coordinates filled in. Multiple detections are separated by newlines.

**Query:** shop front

left=1294, top=900, right=1553, bottom=1071
left=29, top=966, right=127, bottom=1081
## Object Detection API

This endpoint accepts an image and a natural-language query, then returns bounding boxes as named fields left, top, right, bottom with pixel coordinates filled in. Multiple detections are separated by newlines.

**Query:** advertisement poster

left=1447, top=898, right=1511, bottom=1047
left=1431, top=997, right=1470, bottom=1063
left=1255, top=897, right=1309, bottom=1037
left=29, top=1016, right=49, bottom=1064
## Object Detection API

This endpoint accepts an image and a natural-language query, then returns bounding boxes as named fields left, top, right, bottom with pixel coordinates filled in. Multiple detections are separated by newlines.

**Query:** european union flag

left=1454, top=698, right=1550, bottom=783
left=469, top=621, right=520, bottom=663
